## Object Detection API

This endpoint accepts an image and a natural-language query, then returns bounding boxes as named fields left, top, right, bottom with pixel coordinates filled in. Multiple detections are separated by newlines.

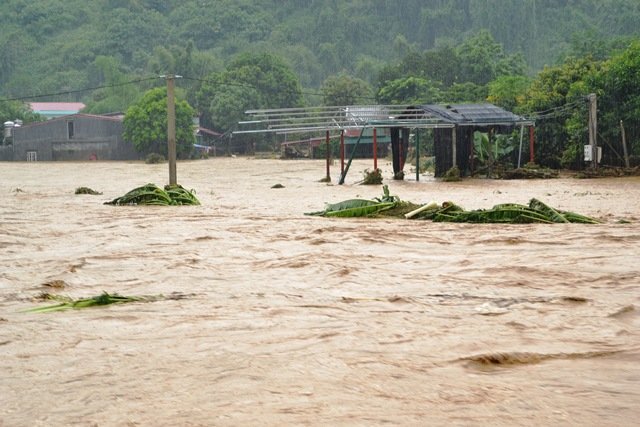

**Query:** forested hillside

left=1, top=0, right=638, bottom=97
left=2, top=0, right=639, bottom=169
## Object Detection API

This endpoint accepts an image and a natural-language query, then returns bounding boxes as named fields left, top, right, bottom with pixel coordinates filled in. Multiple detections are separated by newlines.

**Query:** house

left=195, top=126, right=224, bottom=156
left=417, top=103, right=533, bottom=177
left=11, top=113, right=138, bottom=161
left=29, top=102, right=86, bottom=119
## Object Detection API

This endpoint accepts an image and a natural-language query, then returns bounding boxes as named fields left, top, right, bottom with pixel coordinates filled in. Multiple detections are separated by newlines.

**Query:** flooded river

left=1, top=158, right=639, bottom=426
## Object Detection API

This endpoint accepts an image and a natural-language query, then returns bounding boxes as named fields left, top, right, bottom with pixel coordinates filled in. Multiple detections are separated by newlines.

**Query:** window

left=67, top=121, right=74, bottom=139
left=26, top=151, right=37, bottom=161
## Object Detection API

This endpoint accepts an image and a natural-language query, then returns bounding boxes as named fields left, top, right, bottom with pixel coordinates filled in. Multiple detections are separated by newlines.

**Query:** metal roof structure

left=234, top=104, right=455, bottom=136
left=419, top=103, right=534, bottom=127
left=234, top=103, right=532, bottom=136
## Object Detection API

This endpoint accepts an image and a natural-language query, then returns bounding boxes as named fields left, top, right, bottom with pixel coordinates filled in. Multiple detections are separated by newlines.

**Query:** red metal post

left=529, top=126, right=535, bottom=163
left=325, top=130, right=331, bottom=181
left=373, top=128, right=378, bottom=170
left=340, top=130, right=345, bottom=175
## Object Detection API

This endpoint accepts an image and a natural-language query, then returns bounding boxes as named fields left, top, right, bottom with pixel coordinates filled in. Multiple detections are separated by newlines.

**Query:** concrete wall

left=11, top=115, right=139, bottom=161
left=0, top=145, right=13, bottom=161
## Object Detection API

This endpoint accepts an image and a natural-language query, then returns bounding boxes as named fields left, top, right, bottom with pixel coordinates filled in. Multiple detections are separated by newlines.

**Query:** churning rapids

left=1, top=158, right=639, bottom=426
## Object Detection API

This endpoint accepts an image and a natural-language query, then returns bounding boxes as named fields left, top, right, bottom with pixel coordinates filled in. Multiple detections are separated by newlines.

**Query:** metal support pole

left=517, top=124, right=524, bottom=168
left=339, top=127, right=365, bottom=185
left=373, top=127, right=378, bottom=170
left=415, top=129, right=420, bottom=181
left=166, top=75, right=177, bottom=185
left=340, top=130, right=345, bottom=175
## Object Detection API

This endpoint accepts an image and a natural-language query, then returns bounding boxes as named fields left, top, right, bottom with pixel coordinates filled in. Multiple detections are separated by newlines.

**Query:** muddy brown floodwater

left=1, top=158, right=639, bottom=426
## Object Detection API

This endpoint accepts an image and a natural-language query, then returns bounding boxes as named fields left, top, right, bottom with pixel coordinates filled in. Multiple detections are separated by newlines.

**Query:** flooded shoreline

left=1, top=158, right=639, bottom=425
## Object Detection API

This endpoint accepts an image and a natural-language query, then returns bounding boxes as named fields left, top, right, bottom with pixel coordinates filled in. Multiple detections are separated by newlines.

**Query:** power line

left=181, top=75, right=380, bottom=102
left=0, top=77, right=159, bottom=103
left=529, top=98, right=586, bottom=120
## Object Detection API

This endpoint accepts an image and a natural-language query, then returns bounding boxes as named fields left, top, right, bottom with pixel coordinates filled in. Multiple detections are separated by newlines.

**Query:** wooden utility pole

left=620, top=120, right=630, bottom=168
left=166, top=74, right=178, bottom=185
left=588, top=93, right=598, bottom=170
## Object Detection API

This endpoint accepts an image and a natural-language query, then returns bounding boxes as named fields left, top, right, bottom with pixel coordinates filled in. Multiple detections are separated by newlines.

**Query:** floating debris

left=75, top=187, right=102, bottom=195
left=502, top=167, right=559, bottom=179
left=442, top=166, right=461, bottom=182
left=359, top=168, right=383, bottom=185
left=145, top=153, right=165, bottom=164
left=271, top=183, right=285, bottom=189
left=41, top=279, right=68, bottom=289
left=305, top=185, right=400, bottom=217
left=306, top=188, right=600, bottom=223
left=105, top=183, right=200, bottom=206
left=25, top=292, right=142, bottom=313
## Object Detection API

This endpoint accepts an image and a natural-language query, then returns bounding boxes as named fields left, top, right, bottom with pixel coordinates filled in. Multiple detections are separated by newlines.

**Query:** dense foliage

left=123, top=87, right=195, bottom=158
left=1, top=1, right=639, bottom=166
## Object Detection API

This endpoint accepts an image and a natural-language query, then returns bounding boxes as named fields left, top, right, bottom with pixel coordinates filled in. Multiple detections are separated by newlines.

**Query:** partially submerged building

left=11, top=113, right=138, bottom=161
left=410, top=103, right=534, bottom=177
left=235, top=103, right=532, bottom=182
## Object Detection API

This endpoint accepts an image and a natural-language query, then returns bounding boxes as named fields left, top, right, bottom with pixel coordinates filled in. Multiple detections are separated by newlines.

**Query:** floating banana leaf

left=434, top=207, right=554, bottom=223
left=25, top=292, right=141, bottom=313
left=164, top=185, right=200, bottom=205
left=305, top=185, right=400, bottom=217
left=105, top=183, right=200, bottom=206
left=528, top=198, right=569, bottom=223
left=305, top=186, right=599, bottom=224
left=560, top=211, right=600, bottom=224
left=324, top=202, right=397, bottom=217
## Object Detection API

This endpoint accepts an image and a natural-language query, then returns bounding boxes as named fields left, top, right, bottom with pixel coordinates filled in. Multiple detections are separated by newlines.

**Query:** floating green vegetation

left=359, top=168, right=383, bottom=185
left=75, top=187, right=102, bottom=195
left=145, top=153, right=165, bottom=164
left=105, top=183, right=200, bottom=206
left=442, top=166, right=461, bottom=182
left=306, top=185, right=400, bottom=217
left=306, top=188, right=600, bottom=223
left=25, top=292, right=142, bottom=313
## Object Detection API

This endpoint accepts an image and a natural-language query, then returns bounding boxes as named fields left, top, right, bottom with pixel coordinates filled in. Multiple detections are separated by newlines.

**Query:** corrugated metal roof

left=419, top=103, right=529, bottom=125
left=17, top=113, right=122, bottom=129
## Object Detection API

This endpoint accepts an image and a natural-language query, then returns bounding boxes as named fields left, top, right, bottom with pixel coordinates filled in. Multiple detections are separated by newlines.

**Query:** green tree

left=321, top=73, right=373, bottom=106
left=456, top=29, right=526, bottom=85
left=592, top=40, right=640, bottom=166
left=123, top=87, right=195, bottom=158
left=443, top=82, right=488, bottom=103
left=1, top=100, right=44, bottom=141
left=376, top=77, right=441, bottom=105
left=519, top=56, right=602, bottom=168
left=83, top=56, right=142, bottom=114
left=197, top=52, right=303, bottom=132
left=487, top=75, right=531, bottom=111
